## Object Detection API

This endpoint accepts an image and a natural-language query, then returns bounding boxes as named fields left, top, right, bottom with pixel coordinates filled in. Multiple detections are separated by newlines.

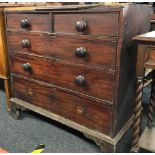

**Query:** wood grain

left=6, top=13, right=50, bottom=32
left=9, top=52, right=115, bottom=102
left=7, top=31, right=117, bottom=69
left=4, top=4, right=152, bottom=152
left=12, top=76, right=113, bottom=135
left=54, top=13, right=119, bottom=36
left=113, top=4, right=151, bottom=137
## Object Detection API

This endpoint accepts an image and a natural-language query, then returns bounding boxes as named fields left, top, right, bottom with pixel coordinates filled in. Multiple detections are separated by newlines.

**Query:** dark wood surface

left=54, top=13, right=119, bottom=36
left=12, top=75, right=113, bottom=135
left=6, top=13, right=49, bottom=32
left=6, top=11, right=119, bottom=36
left=9, top=52, right=114, bottom=102
left=5, top=4, right=152, bottom=152
left=0, top=5, right=44, bottom=113
left=7, top=31, right=117, bottom=69
left=113, top=4, right=151, bottom=136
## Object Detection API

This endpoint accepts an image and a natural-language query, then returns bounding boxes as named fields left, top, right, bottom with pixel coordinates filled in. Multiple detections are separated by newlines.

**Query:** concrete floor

left=0, top=79, right=153, bottom=153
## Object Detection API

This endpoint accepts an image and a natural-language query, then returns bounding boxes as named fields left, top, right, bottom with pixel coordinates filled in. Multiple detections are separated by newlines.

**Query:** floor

left=0, top=79, right=153, bottom=153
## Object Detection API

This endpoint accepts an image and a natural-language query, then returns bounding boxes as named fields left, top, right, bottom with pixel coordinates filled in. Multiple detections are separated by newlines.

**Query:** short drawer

left=11, top=76, right=113, bottom=135
left=54, top=13, right=119, bottom=36
left=7, top=31, right=117, bottom=69
left=9, top=52, right=115, bottom=102
left=6, top=13, right=49, bottom=32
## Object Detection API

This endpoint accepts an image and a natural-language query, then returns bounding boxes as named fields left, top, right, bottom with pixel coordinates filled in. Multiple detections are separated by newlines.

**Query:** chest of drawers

left=5, top=4, right=151, bottom=152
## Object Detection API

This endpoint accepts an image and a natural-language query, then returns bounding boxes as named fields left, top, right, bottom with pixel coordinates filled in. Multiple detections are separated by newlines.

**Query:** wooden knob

left=75, top=75, right=86, bottom=86
left=20, top=18, right=30, bottom=28
left=21, top=39, right=30, bottom=48
left=75, top=47, right=87, bottom=58
left=75, top=20, right=87, bottom=32
left=22, top=63, right=31, bottom=72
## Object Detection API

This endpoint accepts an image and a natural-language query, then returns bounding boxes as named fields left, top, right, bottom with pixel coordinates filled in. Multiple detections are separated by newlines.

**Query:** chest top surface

left=133, top=31, right=155, bottom=43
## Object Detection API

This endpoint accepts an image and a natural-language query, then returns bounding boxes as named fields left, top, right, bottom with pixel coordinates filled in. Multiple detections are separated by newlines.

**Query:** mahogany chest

left=4, top=4, right=151, bottom=152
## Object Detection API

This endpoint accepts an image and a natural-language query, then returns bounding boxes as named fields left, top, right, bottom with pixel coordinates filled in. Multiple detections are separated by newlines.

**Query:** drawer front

left=7, top=32, right=117, bottom=69
left=6, top=13, right=49, bottom=32
left=11, top=76, right=113, bottom=135
left=54, top=13, right=119, bottom=36
left=9, top=52, right=114, bottom=102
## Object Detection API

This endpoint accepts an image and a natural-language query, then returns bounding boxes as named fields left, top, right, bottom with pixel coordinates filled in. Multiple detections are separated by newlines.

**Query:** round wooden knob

left=75, top=75, right=86, bottom=86
left=20, top=18, right=30, bottom=28
left=22, top=63, right=31, bottom=72
left=21, top=39, right=30, bottom=48
left=75, top=47, right=87, bottom=58
left=75, top=20, right=87, bottom=32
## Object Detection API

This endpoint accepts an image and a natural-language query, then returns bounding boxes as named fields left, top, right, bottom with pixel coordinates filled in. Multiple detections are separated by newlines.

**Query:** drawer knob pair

left=22, top=63, right=31, bottom=72
left=20, top=18, right=30, bottom=28
left=21, top=39, right=30, bottom=48
left=75, top=20, right=87, bottom=32
left=75, top=75, right=86, bottom=86
left=75, top=47, right=87, bottom=58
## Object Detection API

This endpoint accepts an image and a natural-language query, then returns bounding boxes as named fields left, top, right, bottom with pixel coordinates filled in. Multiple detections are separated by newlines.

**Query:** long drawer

left=7, top=31, right=117, bottom=69
left=9, top=52, right=115, bottom=102
left=11, top=76, right=113, bottom=135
